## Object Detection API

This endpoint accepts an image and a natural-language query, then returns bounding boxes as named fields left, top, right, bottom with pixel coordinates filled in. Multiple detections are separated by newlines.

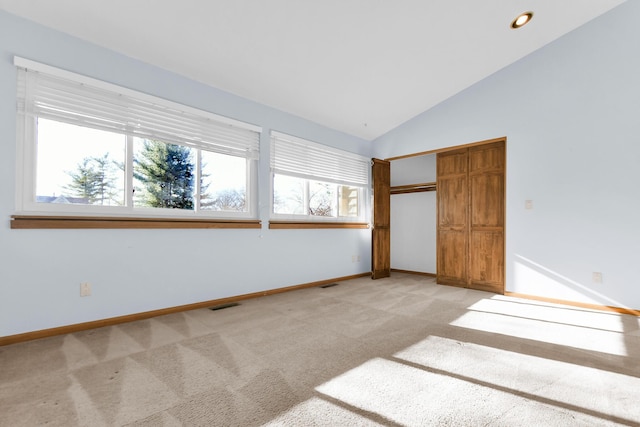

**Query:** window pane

left=133, top=138, right=195, bottom=210
left=273, top=174, right=305, bottom=214
left=338, top=185, right=359, bottom=217
left=309, top=181, right=336, bottom=217
left=36, top=118, right=125, bottom=205
left=200, top=151, right=247, bottom=212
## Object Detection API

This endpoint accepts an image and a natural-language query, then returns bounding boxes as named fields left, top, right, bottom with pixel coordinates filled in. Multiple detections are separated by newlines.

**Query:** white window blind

left=270, top=131, right=369, bottom=187
left=15, top=57, right=260, bottom=159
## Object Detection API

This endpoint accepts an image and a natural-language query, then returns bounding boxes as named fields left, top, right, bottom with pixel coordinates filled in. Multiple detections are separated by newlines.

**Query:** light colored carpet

left=1, top=273, right=639, bottom=426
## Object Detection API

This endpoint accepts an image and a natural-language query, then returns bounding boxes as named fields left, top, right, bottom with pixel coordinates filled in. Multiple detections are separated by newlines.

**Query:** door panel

left=372, top=228, right=390, bottom=279
left=438, top=176, right=467, bottom=227
left=469, top=230, right=504, bottom=292
left=437, top=150, right=468, bottom=175
left=372, top=158, right=390, bottom=279
left=470, top=173, right=504, bottom=227
left=437, top=230, right=467, bottom=287
left=469, top=143, right=504, bottom=172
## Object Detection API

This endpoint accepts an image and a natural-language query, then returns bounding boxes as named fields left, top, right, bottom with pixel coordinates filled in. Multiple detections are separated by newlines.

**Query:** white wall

left=374, top=2, right=640, bottom=309
left=0, top=11, right=372, bottom=337
left=390, top=155, right=436, bottom=273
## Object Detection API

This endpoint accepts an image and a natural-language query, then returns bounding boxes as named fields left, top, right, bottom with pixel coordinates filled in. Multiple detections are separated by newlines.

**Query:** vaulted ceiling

left=0, top=0, right=626, bottom=140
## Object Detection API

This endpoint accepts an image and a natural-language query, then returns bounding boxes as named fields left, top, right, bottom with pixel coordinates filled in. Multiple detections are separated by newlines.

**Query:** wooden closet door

left=436, top=139, right=505, bottom=293
left=468, top=141, right=505, bottom=293
left=436, top=148, right=468, bottom=287
left=371, top=159, right=391, bottom=279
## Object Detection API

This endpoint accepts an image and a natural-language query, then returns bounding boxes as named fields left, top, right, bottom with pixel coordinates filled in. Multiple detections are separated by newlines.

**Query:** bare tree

left=208, top=189, right=245, bottom=211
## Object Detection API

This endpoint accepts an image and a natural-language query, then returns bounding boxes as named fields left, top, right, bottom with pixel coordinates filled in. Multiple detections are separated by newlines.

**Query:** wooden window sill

left=269, top=221, right=369, bottom=229
left=10, top=215, right=261, bottom=229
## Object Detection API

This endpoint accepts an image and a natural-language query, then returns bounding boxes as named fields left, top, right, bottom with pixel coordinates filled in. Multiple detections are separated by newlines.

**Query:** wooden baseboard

left=504, top=292, right=640, bottom=316
left=391, top=269, right=436, bottom=277
left=0, top=272, right=370, bottom=347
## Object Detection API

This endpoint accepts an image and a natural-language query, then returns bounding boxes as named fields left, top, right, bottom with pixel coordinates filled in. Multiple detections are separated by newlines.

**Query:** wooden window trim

left=269, top=221, right=369, bottom=229
left=10, top=215, right=261, bottom=229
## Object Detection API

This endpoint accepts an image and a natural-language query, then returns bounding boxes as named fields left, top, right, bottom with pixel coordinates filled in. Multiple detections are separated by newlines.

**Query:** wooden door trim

left=385, top=136, right=506, bottom=161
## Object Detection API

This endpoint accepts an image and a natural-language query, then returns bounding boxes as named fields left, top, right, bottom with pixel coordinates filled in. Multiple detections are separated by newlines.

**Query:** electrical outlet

left=351, top=255, right=356, bottom=263
left=525, top=200, right=533, bottom=210
left=80, top=282, right=91, bottom=297
left=592, top=272, right=603, bottom=284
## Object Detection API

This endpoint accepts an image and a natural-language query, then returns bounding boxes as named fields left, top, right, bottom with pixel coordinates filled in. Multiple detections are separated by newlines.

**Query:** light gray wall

left=390, top=155, right=436, bottom=273
left=374, top=2, right=640, bottom=309
left=0, top=11, right=372, bottom=337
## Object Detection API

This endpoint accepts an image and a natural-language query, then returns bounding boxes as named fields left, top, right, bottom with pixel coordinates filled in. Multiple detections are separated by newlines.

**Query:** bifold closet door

left=371, top=158, right=390, bottom=279
left=468, top=141, right=505, bottom=293
left=436, top=140, right=505, bottom=293
left=436, top=148, right=468, bottom=287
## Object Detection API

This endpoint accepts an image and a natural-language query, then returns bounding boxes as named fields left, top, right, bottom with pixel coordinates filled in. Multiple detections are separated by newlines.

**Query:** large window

left=270, top=131, right=369, bottom=223
left=15, top=58, right=260, bottom=222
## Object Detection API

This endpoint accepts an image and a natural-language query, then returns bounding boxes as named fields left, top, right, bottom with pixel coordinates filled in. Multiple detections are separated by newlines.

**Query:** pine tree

left=134, top=140, right=195, bottom=209
left=66, top=154, right=119, bottom=205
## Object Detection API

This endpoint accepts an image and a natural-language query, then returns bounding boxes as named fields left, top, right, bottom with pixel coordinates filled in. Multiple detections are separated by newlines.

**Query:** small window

left=15, top=57, right=260, bottom=220
left=270, top=131, right=369, bottom=222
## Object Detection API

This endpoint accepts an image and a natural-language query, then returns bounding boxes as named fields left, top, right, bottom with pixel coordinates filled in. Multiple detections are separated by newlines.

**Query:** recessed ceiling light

left=511, top=12, right=533, bottom=29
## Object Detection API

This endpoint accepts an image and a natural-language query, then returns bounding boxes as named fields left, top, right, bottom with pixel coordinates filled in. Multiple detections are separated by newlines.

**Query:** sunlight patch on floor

left=468, top=298, right=630, bottom=333
left=449, top=310, right=628, bottom=356
left=392, top=334, right=640, bottom=423
left=314, top=336, right=640, bottom=426
left=316, top=357, right=522, bottom=426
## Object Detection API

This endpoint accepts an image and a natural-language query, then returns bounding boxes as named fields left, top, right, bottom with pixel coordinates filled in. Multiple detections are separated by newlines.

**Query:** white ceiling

left=0, top=0, right=626, bottom=140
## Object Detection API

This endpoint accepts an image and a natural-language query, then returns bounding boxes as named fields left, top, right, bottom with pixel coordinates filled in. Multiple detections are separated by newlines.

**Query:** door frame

left=381, top=136, right=507, bottom=293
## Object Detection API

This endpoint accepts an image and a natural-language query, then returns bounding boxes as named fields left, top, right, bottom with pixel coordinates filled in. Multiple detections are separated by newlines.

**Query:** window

left=14, top=57, right=260, bottom=224
left=270, top=131, right=369, bottom=223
